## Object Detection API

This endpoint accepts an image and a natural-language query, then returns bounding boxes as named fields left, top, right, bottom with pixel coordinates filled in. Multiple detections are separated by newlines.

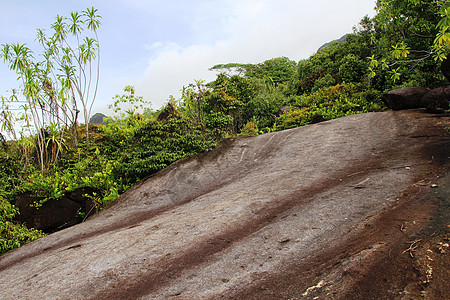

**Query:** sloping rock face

left=0, top=110, right=448, bottom=299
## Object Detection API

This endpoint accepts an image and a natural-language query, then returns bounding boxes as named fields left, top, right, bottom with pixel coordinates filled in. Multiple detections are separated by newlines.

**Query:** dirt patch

left=229, top=174, right=448, bottom=300
left=0, top=110, right=448, bottom=300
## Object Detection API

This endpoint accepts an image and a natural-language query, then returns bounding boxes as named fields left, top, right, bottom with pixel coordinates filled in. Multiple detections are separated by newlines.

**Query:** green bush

left=338, top=54, right=366, bottom=83
left=244, top=90, right=285, bottom=129
left=204, top=112, right=233, bottom=138
left=311, top=73, right=336, bottom=93
left=277, top=84, right=385, bottom=130
left=0, top=151, right=22, bottom=200
left=1, top=196, right=45, bottom=254
left=240, top=121, right=259, bottom=136
left=277, top=107, right=312, bottom=130
left=121, top=115, right=215, bottom=182
left=18, top=151, right=129, bottom=209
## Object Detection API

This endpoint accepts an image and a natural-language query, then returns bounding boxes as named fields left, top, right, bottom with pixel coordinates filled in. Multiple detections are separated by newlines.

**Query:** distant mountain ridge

left=317, top=34, right=348, bottom=52
left=89, top=112, right=108, bottom=124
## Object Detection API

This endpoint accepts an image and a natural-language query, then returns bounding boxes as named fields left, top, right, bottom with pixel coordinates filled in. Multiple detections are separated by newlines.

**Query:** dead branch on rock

left=403, top=239, right=422, bottom=257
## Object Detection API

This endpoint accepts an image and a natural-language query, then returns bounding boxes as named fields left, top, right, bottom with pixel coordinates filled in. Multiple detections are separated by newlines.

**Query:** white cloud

left=0, top=0, right=376, bottom=116
left=128, top=0, right=376, bottom=109
left=135, top=42, right=217, bottom=106
left=145, top=41, right=164, bottom=50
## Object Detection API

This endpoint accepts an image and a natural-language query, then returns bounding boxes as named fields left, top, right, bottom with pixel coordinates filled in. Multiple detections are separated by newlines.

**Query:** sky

left=0, top=0, right=377, bottom=118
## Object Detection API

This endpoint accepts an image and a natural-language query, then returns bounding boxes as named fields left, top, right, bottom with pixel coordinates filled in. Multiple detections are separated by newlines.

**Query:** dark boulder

left=420, top=87, right=450, bottom=113
left=12, top=187, right=99, bottom=232
left=310, top=114, right=326, bottom=124
left=382, top=87, right=429, bottom=110
left=12, top=193, right=81, bottom=232
left=66, top=187, right=98, bottom=218
left=441, top=58, right=450, bottom=82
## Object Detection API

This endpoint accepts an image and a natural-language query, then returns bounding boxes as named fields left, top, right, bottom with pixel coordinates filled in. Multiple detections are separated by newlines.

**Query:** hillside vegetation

left=1, top=0, right=449, bottom=253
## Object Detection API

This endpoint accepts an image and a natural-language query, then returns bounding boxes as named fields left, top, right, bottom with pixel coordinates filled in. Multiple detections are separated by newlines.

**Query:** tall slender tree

left=0, top=7, right=101, bottom=170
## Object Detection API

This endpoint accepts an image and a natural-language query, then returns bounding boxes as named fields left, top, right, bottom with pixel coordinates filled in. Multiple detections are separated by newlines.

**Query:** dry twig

left=403, top=239, right=422, bottom=257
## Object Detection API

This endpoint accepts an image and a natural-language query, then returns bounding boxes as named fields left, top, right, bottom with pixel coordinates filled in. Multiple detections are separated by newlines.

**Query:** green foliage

left=1, top=196, right=45, bottom=254
left=368, top=0, right=448, bottom=84
left=109, top=85, right=150, bottom=121
left=0, top=150, right=21, bottom=199
left=277, top=107, right=311, bottom=130
left=209, top=63, right=248, bottom=77
left=311, top=73, right=337, bottom=93
left=244, top=89, right=284, bottom=129
left=19, top=154, right=128, bottom=208
left=240, top=121, right=259, bottom=136
left=0, top=7, right=102, bottom=171
left=338, top=54, right=367, bottom=83
left=391, top=41, right=411, bottom=59
left=204, top=112, right=234, bottom=138
left=246, top=57, right=298, bottom=84
left=208, top=74, right=254, bottom=104
left=277, top=84, right=385, bottom=130
left=75, top=158, right=125, bottom=207
left=121, top=108, right=215, bottom=182
left=201, top=88, right=245, bottom=133
left=180, top=80, right=208, bottom=126
left=209, top=57, right=297, bottom=85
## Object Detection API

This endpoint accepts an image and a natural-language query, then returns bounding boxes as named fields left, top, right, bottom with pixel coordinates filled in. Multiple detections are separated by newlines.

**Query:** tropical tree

left=180, top=79, right=209, bottom=127
left=368, top=0, right=449, bottom=85
left=245, top=57, right=298, bottom=85
left=109, top=85, right=149, bottom=121
left=0, top=7, right=101, bottom=170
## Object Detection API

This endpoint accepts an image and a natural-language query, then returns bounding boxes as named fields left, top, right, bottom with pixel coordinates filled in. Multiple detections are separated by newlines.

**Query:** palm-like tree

left=0, top=7, right=102, bottom=171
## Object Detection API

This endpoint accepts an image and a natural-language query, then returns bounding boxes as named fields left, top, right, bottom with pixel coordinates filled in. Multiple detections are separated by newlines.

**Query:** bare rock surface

left=0, top=110, right=449, bottom=299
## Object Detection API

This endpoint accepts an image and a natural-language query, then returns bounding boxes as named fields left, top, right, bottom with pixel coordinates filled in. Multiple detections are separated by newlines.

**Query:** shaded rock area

left=441, top=57, right=450, bottom=82
left=382, top=86, right=429, bottom=110
left=383, top=86, right=449, bottom=112
left=310, top=114, right=326, bottom=124
left=12, top=187, right=98, bottom=232
left=421, top=87, right=450, bottom=113
left=0, top=110, right=449, bottom=299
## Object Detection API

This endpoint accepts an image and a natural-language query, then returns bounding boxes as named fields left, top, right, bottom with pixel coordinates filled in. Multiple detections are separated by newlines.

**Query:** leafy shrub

left=204, top=112, right=233, bottom=138
left=19, top=153, right=129, bottom=209
left=244, top=90, right=285, bottom=129
left=1, top=196, right=45, bottom=254
left=240, top=121, right=259, bottom=136
left=277, top=84, right=385, bottom=130
left=338, top=54, right=366, bottom=83
left=311, top=73, right=336, bottom=93
left=277, top=108, right=306, bottom=130
left=0, top=151, right=21, bottom=200
left=121, top=115, right=215, bottom=182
